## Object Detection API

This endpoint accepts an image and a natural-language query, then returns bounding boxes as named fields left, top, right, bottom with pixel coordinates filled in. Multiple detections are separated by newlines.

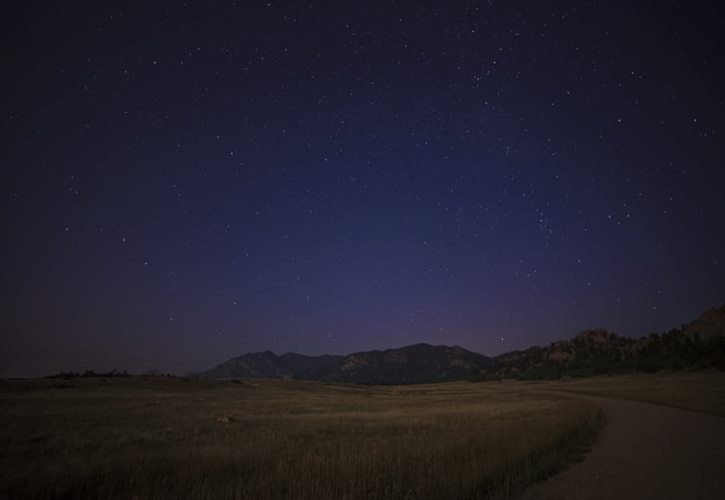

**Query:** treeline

left=635, top=330, right=725, bottom=373
left=482, top=329, right=725, bottom=381
left=47, top=369, right=172, bottom=379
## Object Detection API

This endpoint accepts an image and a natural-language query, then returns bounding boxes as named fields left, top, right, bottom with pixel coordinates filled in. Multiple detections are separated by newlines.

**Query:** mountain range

left=200, top=343, right=492, bottom=384
left=199, top=303, right=725, bottom=384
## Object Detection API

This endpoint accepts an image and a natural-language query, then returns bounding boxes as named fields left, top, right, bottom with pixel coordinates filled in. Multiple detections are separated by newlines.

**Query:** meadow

left=531, top=370, right=725, bottom=416
left=0, top=377, right=602, bottom=499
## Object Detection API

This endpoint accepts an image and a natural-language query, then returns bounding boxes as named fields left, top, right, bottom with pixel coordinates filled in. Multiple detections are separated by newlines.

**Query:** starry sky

left=3, top=1, right=724, bottom=377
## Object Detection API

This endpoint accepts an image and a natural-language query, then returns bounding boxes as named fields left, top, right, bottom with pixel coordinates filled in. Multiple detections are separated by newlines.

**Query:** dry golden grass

left=0, top=377, right=601, bottom=499
left=519, top=370, right=725, bottom=416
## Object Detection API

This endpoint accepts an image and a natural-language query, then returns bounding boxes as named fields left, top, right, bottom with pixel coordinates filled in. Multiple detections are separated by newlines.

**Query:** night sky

left=3, top=1, right=724, bottom=377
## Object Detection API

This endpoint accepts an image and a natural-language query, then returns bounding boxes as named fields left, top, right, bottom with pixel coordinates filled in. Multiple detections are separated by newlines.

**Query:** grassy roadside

left=0, top=378, right=602, bottom=499
left=514, top=371, right=725, bottom=416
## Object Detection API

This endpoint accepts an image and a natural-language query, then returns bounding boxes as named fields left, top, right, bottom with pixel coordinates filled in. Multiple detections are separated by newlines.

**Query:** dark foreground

left=2, top=372, right=724, bottom=499
left=1, top=377, right=599, bottom=499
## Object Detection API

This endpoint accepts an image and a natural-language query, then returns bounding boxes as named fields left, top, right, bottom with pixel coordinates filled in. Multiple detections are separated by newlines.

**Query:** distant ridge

left=199, top=303, right=725, bottom=383
left=319, top=343, right=492, bottom=384
left=200, top=352, right=343, bottom=379
left=199, top=343, right=491, bottom=384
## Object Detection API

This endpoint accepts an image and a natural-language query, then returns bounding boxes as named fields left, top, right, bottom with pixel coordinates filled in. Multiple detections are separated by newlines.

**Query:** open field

left=0, top=377, right=600, bottom=500
left=520, top=370, right=725, bottom=416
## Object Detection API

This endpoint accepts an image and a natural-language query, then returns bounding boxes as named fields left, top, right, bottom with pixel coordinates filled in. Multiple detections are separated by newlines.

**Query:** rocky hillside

left=683, top=304, right=725, bottom=339
left=200, top=352, right=343, bottom=379
left=317, top=343, right=491, bottom=384
left=199, top=343, right=489, bottom=384
left=486, top=304, right=725, bottom=380
left=489, top=330, right=645, bottom=379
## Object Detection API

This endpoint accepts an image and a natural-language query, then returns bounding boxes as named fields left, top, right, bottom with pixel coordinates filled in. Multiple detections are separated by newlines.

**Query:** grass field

left=0, top=377, right=602, bottom=499
left=525, top=370, right=725, bottom=416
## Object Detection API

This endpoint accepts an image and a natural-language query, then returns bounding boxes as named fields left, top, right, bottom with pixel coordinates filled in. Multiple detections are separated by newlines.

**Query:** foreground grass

left=0, top=378, right=601, bottom=499
left=522, top=370, right=725, bottom=416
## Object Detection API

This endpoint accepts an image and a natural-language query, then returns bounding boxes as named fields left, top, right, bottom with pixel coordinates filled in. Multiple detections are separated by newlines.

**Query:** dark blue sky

left=3, top=1, right=724, bottom=376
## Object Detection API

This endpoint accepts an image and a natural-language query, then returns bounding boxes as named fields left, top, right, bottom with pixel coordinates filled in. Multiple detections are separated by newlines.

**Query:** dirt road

left=520, top=392, right=725, bottom=500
